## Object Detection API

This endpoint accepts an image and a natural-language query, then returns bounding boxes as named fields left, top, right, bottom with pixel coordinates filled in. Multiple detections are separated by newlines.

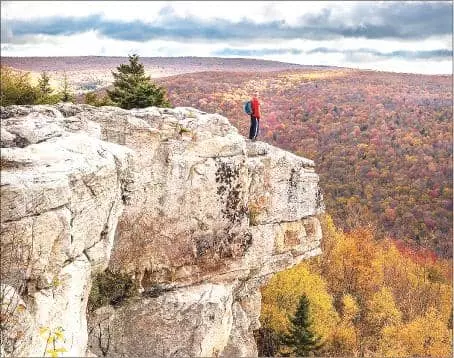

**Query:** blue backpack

left=243, top=101, right=252, bottom=115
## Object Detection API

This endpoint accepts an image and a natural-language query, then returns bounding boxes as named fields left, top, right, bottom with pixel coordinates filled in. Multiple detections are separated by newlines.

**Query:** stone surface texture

left=0, top=104, right=323, bottom=357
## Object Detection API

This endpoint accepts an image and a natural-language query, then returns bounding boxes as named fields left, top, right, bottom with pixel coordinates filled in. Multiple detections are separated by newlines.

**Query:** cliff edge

left=0, top=104, right=323, bottom=357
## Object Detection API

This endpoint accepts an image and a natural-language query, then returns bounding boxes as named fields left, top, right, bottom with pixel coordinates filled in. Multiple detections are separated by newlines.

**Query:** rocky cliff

left=0, top=104, right=323, bottom=357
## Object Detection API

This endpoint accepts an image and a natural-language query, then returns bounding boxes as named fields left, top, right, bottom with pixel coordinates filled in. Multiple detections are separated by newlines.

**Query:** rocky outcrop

left=0, top=104, right=323, bottom=357
left=1, top=106, right=134, bottom=357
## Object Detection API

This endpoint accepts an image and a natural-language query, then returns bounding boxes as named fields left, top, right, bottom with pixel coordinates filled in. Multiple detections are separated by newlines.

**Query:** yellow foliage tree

left=341, top=294, right=360, bottom=322
left=361, top=286, right=402, bottom=353
left=313, top=216, right=383, bottom=302
left=380, top=239, right=453, bottom=324
left=380, top=307, right=452, bottom=357
left=365, top=287, right=402, bottom=330
left=329, top=294, right=360, bottom=356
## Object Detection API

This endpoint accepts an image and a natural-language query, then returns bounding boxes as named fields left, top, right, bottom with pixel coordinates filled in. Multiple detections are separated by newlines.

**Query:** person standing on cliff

left=249, top=92, right=261, bottom=141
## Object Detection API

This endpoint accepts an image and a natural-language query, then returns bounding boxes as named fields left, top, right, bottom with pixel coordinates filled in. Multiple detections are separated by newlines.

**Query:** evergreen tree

left=281, top=295, right=323, bottom=356
left=60, top=72, right=74, bottom=102
left=107, top=54, right=171, bottom=109
left=38, top=71, right=52, bottom=96
left=36, top=71, right=61, bottom=104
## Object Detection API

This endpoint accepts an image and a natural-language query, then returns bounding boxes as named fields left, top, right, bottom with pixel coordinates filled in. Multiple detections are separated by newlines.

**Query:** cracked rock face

left=0, top=104, right=323, bottom=357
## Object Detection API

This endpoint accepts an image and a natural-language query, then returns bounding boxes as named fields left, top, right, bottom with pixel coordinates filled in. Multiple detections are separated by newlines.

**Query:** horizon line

left=1, top=55, right=452, bottom=77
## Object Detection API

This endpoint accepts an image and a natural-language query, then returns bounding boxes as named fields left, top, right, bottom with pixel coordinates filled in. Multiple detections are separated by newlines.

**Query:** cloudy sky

left=1, top=1, right=452, bottom=74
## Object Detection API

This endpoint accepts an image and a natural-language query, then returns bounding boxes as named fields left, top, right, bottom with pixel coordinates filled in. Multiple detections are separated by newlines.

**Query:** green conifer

left=281, top=295, right=323, bottom=356
left=107, top=54, right=170, bottom=109
left=60, top=72, right=74, bottom=102
left=38, top=71, right=52, bottom=96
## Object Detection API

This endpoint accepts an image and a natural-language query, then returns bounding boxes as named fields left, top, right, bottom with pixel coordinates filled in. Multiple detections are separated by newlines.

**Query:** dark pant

left=249, top=116, right=259, bottom=139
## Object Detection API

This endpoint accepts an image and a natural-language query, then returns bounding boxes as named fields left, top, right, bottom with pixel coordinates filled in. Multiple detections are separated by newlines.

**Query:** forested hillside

left=158, top=69, right=453, bottom=257
left=256, top=215, right=452, bottom=357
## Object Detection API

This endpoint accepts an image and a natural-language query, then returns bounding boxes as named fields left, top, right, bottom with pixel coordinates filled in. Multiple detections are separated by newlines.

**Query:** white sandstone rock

left=0, top=104, right=323, bottom=357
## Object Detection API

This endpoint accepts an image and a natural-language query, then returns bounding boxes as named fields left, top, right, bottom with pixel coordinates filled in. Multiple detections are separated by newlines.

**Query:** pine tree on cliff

left=281, top=295, right=323, bottom=356
left=60, top=72, right=74, bottom=102
left=38, top=71, right=52, bottom=96
left=107, top=54, right=171, bottom=109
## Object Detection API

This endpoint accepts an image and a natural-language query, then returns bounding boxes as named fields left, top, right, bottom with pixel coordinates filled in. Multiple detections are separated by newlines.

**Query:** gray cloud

left=307, top=47, right=453, bottom=60
left=2, top=2, right=452, bottom=43
left=299, top=2, right=453, bottom=39
left=1, top=18, right=13, bottom=42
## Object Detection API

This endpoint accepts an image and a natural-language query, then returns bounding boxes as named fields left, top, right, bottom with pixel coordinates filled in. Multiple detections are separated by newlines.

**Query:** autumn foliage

left=258, top=215, right=452, bottom=357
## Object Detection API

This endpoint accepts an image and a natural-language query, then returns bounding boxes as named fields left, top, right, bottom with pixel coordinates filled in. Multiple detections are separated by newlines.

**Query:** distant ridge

left=1, top=56, right=334, bottom=73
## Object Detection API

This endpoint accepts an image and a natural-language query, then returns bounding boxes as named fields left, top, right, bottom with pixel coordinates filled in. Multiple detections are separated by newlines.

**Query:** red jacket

left=251, top=97, right=261, bottom=119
